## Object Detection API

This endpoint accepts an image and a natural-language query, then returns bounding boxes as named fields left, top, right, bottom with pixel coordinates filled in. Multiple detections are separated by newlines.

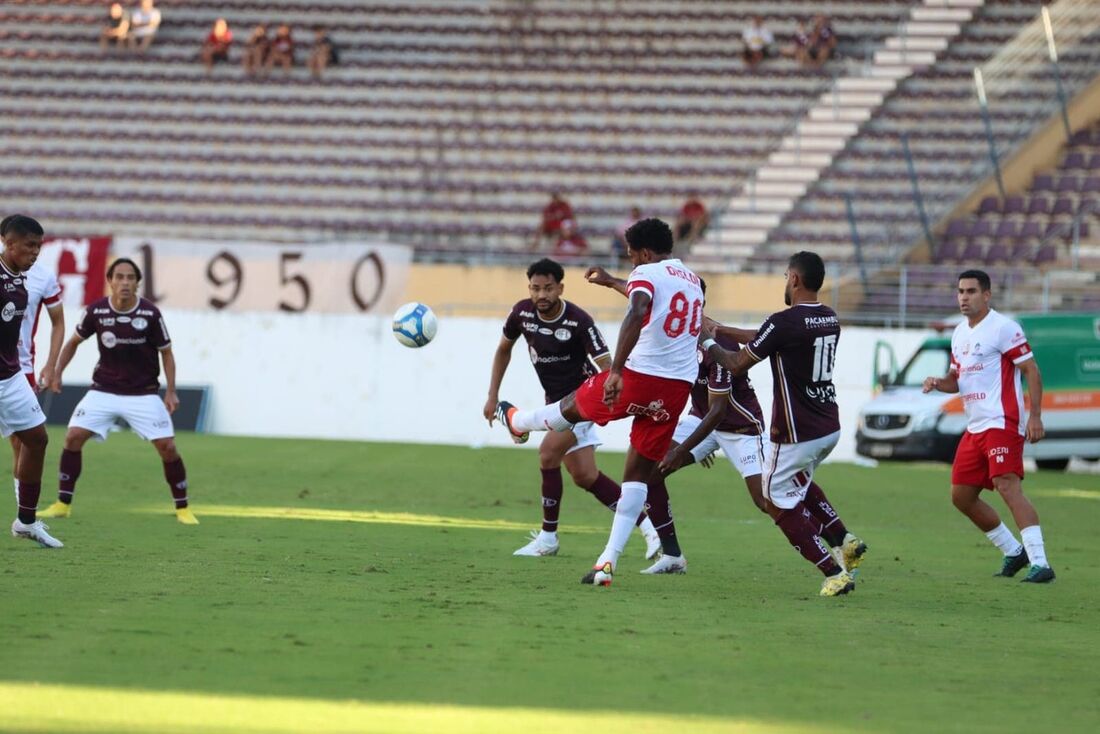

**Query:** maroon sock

left=804, top=482, right=848, bottom=546
left=58, top=449, right=82, bottom=505
left=163, top=459, right=189, bottom=509
left=646, top=474, right=682, bottom=556
left=17, top=481, right=41, bottom=525
left=775, top=503, right=841, bottom=576
left=540, top=467, right=563, bottom=533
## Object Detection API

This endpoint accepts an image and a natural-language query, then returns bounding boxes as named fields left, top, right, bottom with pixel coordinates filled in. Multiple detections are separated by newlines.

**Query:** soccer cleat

left=1020, top=564, right=1055, bottom=584
left=640, top=554, right=687, bottom=575
left=993, top=548, right=1029, bottom=578
left=581, top=561, right=614, bottom=586
left=175, top=508, right=200, bottom=525
left=494, top=401, right=529, bottom=444
left=11, top=519, right=64, bottom=548
left=841, top=533, right=867, bottom=572
left=38, top=501, right=71, bottom=519
left=513, top=530, right=558, bottom=556
left=640, top=523, right=662, bottom=560
left=819, top=570, right=855, bottom=597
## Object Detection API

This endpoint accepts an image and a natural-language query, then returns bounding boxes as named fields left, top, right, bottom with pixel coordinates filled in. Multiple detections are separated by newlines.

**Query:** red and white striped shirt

left=950, top=309, right=1033, bottom=435
left=624, top=259, right=704, bottom=384
left=18, top=261, right=63, bottom=374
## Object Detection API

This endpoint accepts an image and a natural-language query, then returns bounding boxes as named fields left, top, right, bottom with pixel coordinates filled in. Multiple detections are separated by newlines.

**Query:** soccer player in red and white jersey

left=483, top=258, right=661, bottom=558
left=40, top=258, right=198, bottom=525
left=0, top=215, right=62, bottom=547
left=9, top=246, right=65, bottom=501
left=497, top=218, right=704, bottom=586
left=703, top=252, right=865, bottom=597
left=923, top=270, right=1053, bottom=583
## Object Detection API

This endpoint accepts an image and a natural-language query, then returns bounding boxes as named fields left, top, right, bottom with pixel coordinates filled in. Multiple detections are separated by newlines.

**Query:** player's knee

left=20, top=427, right=48, bottom=451
left=154, top=439, right=179, bottom=461
left=951, top=486, right=976, bottom=511
left=567, top=466, right=598, bottom=488
left=992, top=474, right=1022, bottom=498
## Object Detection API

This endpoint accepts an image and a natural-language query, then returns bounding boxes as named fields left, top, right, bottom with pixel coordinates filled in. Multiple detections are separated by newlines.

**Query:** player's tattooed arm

left=484, top=335, right=516, bottom=424
left=1019, top=358, right=1045, bottom=443
left=584, top=266, right=628, bottom=297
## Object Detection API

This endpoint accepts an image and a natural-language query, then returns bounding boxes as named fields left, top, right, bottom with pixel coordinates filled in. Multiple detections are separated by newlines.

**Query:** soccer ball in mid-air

left=392, top=302, right=438, bottom=348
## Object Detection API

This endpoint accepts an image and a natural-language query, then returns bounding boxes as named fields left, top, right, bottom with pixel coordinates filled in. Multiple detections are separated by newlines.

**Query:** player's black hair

left=0, top=214, right=44, bottom=239
left=699, top=277, right=707, bottom=295
left=526, top=258, right=565, bottom=283
left=788, top=251, right=826, bottom=292
left=107, top=257, right=143, bottom=282
left=957, top=269, right=991, bottom=292
left=625, top=218, right=674, bottom=255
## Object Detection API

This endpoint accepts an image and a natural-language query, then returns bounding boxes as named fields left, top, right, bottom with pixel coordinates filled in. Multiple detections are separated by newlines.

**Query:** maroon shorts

left=951, top=428, right=1025, bottom=490
left=573, top=367, right=691, bottom=461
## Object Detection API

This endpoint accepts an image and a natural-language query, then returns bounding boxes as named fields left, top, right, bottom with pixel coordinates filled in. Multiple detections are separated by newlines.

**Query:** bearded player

left=484, top=258, right=660, bottom=558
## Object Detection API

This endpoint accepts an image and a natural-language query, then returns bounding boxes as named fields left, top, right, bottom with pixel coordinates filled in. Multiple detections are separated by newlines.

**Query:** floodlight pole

left=844, top=193, right=869, bottom=293
left=1042, top=6, right=1073, bottom=143
left=973, top=68, right=1006, bottom=199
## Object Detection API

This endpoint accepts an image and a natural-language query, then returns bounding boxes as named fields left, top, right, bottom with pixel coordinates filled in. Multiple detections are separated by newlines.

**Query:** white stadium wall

left=42, top=307, right=931, bottom=464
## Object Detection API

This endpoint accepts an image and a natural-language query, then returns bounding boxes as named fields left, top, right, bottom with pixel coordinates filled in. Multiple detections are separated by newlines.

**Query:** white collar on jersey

left=108, top=297, right=142, bottom=315
left=536, top=299, right=567, bottom=324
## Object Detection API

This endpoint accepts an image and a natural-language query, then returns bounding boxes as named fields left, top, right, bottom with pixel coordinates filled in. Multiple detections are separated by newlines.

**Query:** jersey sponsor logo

left=12, top=279, right=21, bottom=285
left=1, top=302, right=16, bottom=322
left=132, top=317, right=148, bottom=331
left=100, top=318, right=116, bottom=326
left=806, top=384, right=837, bottom=404
left=522, top=322, right=537, bottom=332
left=961, top=391, right=987, bottom=403
left=554, top=328, right=571, bottom=342
left=137, top=310, right=155, bottom=316
left=957, top=362, right=984, bottom=374
left=626, top=399, right=671, bottom=423
left=803, top=315, right=838, bottom=327
left=519, top=310, right=535, bottom=318
left=562, top=320, right=579, bottom=327
left=117, top=316, right=131, bottom=324
left=752, top=322, right=775, bottom=349
left=988, top=446, right=1010, bottom=456
left=101, top=331, right=118, bottom=348
left=537, top=327, right=553, bottom=335
left=93, top=308, right=110, bottom=314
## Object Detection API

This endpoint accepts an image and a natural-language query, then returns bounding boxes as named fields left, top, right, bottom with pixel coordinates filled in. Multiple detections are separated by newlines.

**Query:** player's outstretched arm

left=585, top=266, right=628, bottom=297
left=1019, top=358, right=1045, bottom=444
left=484, top=335, right=516, bottom=424
left=38, top=304, right=65, bottom=394
left=604, top=291, right=651, bottom=405
left=659, top=391, right=727, bottom=475
left=50, top=332, right=87, bottom=393
left=160, top=346, right=179, bottom=414
left=708, top=317, right=757, bottom=345
left=922, top=373, right=959, bottom=394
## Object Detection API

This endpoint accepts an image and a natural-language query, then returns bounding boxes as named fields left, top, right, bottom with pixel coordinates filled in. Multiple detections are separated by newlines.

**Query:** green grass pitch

left=1, top=428, right=1098, bottom=733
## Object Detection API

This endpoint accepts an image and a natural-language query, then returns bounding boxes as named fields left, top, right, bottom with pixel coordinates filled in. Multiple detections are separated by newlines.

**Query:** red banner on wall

left=40, top=236, right=111, bottom=307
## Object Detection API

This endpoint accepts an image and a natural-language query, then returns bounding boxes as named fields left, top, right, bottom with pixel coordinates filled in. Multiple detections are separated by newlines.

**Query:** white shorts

left=565, top=421, right=601, bottom=455
left=763, top=430, right=840, bottom=510
left=0, top=372, right=45, bottom=437
left=69, top=390, right=174, bottom=442
left=672, top=414, right=764, bottom=479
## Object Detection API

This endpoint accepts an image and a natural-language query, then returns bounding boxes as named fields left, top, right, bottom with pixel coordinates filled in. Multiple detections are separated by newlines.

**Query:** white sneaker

left=638, top=519, right=662, bottom=560
left=11, top=519, right=64, bottom=548
left=513, top=530, right=559, bottom=557
left=641, top=554, right=687, bottom=574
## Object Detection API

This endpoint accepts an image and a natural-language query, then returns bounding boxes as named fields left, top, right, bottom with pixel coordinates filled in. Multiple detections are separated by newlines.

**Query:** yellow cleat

left=841, top=533, right=867, bottom=572
left=820, top=570, right=856, bottom=597
left=175, top=507, right=199, bottom=525
left=38, top=501, right=71, bottom=519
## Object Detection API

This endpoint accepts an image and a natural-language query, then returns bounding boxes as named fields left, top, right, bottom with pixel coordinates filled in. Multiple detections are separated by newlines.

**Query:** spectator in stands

left=781, top=20, right=813, bottom=68
left=126, top=0, right=161, bottom=52
left=308, top=27, right=338, bottom=80
left=265, top=24, right=296, bottom=72
left=675, top=193, right=710, bottom=246
left=741, top=16, right=775, bottom=70
left=552, top=220, right=588, bottom=259
left=99, top=3, right=129, bottom=50
left=612, top=206, right=644, bottom=258
left=200, top=18, right=233, bottom=73
left=533, top=192, right=575, bottom=248
left=809, top=14, right=837, bottom=67
left=242, top=24, right=270, bottom=76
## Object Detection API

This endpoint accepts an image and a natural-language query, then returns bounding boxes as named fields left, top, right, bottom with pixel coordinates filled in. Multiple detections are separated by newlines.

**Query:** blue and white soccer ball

left=392, top=302, right=438, bottom=348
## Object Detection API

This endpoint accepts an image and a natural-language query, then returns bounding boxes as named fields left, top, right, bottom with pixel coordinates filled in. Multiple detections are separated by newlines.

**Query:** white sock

left=512, top=402, right=572, bottom=433
left=985, top=522, right=1024, bottom=556
left=638, top=516, right=657, bottom=537
left=1020, top=525, right=1048, bottom=567
left=596, top=481, right=647, bottom=568
left=537, top=529, right=557, bottom=543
